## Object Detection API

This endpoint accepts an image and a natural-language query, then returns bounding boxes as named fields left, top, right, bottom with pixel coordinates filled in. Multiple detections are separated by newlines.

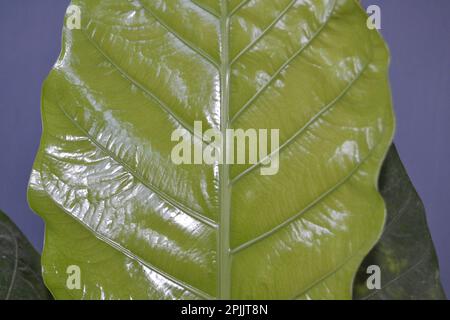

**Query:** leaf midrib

left=218, top=0, right=232, bottom=300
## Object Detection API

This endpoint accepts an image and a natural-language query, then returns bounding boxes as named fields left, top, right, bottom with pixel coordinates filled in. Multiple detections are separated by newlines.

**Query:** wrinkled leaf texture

left=354, top=146, right=446, bottom=300
left=0, top=210, right=52, bottom=300
left=28, top=0, right=395, bottom=299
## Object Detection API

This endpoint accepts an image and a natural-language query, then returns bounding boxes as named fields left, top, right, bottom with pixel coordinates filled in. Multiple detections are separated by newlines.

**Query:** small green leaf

left=354, top=145, right=446, bottom=300
left=0, top=210, right=52, bottom=300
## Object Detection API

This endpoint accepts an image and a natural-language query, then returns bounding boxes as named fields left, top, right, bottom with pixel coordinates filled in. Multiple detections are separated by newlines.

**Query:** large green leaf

left=28, top=0, right=394, bottom=299
left=0, top=210, right=52, bottom=300
left=353, top=145, right=446, bottom=300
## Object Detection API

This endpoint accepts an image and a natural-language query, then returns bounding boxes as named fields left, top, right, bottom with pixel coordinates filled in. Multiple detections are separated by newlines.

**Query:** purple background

left=0, top=0, right=449, bottom=296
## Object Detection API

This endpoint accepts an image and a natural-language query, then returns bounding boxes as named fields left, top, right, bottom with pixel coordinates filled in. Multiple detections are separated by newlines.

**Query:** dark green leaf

left=0, top=210, right=52, bottom=300
left=353, top=145, right=446, bottom=300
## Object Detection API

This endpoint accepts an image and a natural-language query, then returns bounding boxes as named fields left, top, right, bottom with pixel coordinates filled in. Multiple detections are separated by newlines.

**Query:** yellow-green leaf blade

left=29, top=0, right=395, bottom=300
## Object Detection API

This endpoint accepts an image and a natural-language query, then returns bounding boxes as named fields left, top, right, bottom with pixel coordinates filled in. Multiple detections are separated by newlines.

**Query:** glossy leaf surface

left=0, top=210, right=52, bottom=300
left=29, top=0, right=394, bottom=299
left=354, top=146, right=446, bottom=300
